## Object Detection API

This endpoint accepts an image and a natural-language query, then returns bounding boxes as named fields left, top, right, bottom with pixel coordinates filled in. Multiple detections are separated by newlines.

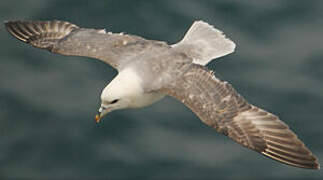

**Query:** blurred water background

left=0, top=0, right=323, bottom=179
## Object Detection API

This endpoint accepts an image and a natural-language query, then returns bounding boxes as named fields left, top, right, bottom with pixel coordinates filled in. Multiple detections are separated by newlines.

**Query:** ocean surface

left=0, top=0, right=322, bottom=179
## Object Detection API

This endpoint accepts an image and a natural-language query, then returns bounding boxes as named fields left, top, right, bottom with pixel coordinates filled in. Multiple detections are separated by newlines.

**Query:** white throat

left=101, top=67, right=165, bottom=109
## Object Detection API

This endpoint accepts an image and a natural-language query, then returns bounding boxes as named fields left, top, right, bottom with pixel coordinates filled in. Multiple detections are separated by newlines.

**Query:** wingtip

left=4, top=20, right=80, bottom=49
left=313, top=158, right=320, bottom=170
left=4, top=20, right=29, bottom=42
left=4, top=20, right=13, bottom=28
left=3, top=19, right=14, bottom=25
left=261, top=142, right=320, bottom=170
left=4, top=20, right=21, bottom=27
left=3, top=20, right=9, bottom=25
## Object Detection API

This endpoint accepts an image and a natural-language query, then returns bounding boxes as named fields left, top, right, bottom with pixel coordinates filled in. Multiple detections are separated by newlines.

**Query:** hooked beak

left=95, top=107, right=110, bottom=124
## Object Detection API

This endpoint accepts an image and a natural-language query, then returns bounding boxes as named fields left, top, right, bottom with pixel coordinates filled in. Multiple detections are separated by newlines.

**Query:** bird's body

left=5, top=20, right=319, bottom=169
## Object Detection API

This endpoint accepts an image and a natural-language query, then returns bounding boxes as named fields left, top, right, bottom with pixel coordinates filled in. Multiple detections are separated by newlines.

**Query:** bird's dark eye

left=110, top=99, right=119, bottom=104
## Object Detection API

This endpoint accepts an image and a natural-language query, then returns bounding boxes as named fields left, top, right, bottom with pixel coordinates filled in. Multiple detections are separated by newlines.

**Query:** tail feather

left=173, top=21, right=236, bottom=65
left=5, top=20, right=79, bottom=49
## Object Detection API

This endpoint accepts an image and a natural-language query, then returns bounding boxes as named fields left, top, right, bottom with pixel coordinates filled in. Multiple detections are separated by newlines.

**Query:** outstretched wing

left=160, top=64, right=319, bottom=169
left=5, top=20, right=168, bottom=70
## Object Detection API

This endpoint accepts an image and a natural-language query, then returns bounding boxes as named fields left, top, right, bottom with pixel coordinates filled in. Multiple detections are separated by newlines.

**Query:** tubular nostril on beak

left=99, top=106, right=105, bottom=113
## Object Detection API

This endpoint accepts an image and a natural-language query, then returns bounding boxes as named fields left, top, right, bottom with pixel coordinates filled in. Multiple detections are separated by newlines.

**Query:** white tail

left=172, top=21, right=236, bottom=66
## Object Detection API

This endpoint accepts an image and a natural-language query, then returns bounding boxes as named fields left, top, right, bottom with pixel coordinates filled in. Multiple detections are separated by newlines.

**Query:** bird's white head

left=95, top=68, right=145, bottom=123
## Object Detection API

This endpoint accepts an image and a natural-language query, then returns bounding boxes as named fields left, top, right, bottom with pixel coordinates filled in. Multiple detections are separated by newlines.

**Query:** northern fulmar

left=5, top=20, right=319, bottom=169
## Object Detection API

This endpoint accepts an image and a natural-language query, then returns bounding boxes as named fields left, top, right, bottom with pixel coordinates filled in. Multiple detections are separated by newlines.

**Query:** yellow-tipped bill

left=95, top=114, right=101, bottom=123
left=95, top=107, right=111, bottom=124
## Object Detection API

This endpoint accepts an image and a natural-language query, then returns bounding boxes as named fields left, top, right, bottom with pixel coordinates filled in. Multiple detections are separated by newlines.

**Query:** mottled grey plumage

left=5, top=20, right=170, bottom=70
left=5, top=20, right=319, bottom=169
left=161, top=64, right=318, bottom=169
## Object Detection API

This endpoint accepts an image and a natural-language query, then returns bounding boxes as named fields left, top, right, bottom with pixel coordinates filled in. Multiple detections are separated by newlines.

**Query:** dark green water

left=0, top=0, right=322, bottom=179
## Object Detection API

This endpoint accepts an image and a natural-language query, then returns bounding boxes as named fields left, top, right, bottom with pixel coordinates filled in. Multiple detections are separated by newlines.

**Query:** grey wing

left=5, top=20, right=165, bottom=70
left=160, top=64, right=319, bottom=169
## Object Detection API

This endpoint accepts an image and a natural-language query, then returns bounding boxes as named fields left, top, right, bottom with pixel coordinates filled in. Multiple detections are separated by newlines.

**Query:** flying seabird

left=5, top=20, right=319, bottom=169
